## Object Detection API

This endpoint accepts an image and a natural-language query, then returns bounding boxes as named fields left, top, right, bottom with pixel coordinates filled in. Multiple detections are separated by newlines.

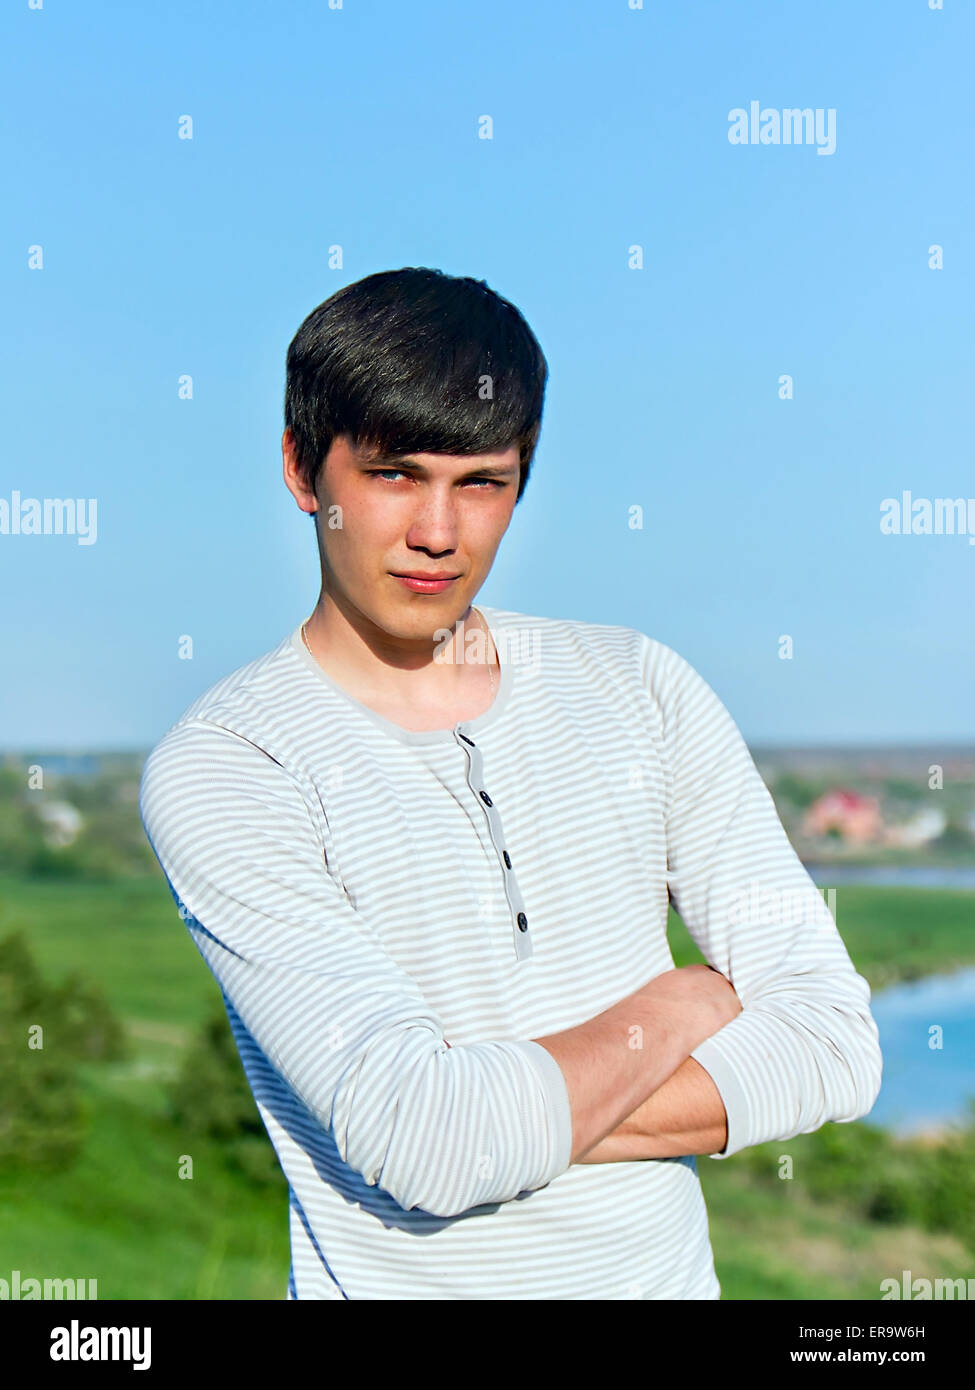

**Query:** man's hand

left=639, top=962, right=742, bottom=1050
left=573, top=963, right=741, bottom=1163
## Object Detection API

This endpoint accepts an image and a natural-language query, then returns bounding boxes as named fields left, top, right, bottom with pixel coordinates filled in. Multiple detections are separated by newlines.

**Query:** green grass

left=700, top=1153, right=973, bottom=1299
left=0, top=1089, right=289, bottom=1299
left=0, top=875, right=219, bottom=1029
left=1, top=870, right=973, bottom=1299
left=667, top=883, right=975, bottom=990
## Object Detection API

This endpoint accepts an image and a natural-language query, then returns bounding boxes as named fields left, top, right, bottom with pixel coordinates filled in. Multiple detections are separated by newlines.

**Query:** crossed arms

left=449, top=989, right=732, bottom=1164
left=473, top=638, right=883, bottom=1172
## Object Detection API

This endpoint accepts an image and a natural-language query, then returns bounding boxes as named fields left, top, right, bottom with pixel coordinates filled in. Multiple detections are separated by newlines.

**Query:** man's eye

left=368, top=470, right=504, bottom=488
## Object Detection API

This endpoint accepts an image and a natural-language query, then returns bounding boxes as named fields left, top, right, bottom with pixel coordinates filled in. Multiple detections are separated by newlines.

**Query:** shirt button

left=517, top=912, right=528, bottom=932
left=503, top=850, right=512, bottom=869
left=479, top=790, right=493, bottom=807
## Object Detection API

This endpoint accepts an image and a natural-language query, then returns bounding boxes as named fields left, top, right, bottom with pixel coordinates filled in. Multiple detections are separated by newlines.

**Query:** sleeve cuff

left=689, top=1033, right=752, bottom=1159
left=508, top=1039, right=575, bottom=1177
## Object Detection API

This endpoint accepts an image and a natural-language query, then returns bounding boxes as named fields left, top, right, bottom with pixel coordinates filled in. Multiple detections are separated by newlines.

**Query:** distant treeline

left=0, top=765, right=158, bottom=880
left=1, top=756, right=973, bottom=883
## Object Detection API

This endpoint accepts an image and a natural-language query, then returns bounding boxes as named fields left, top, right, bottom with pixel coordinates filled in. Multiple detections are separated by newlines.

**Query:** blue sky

left=2, top=0, right=972, bottom=749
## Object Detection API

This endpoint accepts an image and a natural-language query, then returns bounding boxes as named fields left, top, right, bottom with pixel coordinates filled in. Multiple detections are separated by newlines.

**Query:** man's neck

left=302, top=593, right=498, bottom=723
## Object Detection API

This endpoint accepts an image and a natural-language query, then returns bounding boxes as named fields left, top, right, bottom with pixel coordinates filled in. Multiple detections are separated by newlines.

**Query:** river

left=805, top=863, right=975, bottom=890
left=801, top=864, right=975, bottom=1137
left=857, top=966, right=975, bottom=1138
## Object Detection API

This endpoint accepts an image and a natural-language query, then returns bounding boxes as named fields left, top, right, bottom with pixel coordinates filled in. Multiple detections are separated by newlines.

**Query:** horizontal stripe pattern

left=138, top=604, right=882, bottom=1298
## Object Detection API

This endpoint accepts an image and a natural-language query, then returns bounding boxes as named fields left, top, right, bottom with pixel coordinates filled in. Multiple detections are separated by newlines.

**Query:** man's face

left=284, top=431, right=521, bottom=642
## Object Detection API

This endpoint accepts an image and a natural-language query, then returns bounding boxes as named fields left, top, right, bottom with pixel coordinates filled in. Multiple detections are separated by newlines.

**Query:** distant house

left=36, top=799, right=84, bottom=848
left=883, top=807, right=947, bottom=848
left=802, top=789, right=883, bottom=844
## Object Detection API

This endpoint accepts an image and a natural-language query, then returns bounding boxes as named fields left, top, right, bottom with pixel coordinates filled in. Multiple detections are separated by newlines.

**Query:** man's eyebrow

left=358, top=452, right=519, bottom=478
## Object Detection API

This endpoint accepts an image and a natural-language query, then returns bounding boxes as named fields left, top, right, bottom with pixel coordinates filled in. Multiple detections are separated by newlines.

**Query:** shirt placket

left=453, top=726, right=533, bottom=962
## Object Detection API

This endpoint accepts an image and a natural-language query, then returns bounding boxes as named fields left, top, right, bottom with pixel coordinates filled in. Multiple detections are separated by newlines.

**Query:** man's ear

left=282, top=431, right=319, bottom=515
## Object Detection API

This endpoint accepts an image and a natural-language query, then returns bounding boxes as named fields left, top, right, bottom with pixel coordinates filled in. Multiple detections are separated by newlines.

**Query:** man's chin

left=370, top=586, right=474, bottom=637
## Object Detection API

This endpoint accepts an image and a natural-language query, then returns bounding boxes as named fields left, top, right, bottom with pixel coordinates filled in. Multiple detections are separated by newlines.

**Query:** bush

left=736, top=1110, right=975, bottom=1258
left=166, top=1006, right=285, bottom=1190
left=49, top=971, right=128, bottom=1061
left=0, top=931, right=128, bottom=1173
left=770, top=773, right=825, bottom=810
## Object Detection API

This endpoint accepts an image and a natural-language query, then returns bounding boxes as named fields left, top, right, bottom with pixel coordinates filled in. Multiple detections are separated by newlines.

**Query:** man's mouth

left=390, top=572, right=461, bottom=594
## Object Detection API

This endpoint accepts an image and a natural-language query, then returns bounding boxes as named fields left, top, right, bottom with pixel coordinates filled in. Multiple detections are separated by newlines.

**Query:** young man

left=139, top=267, right=882, bottom=1300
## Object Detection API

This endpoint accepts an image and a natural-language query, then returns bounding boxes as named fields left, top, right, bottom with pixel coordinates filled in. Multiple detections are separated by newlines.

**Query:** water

left=862, top=966, right=975, bottom=1138
left=805, top=863, right=975, bottom=890
left=802, top=863, right=975, bottom=1135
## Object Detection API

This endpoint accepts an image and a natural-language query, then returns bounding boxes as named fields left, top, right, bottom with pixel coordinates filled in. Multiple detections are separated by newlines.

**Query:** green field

left=1, top=872, right=973, bottom=1299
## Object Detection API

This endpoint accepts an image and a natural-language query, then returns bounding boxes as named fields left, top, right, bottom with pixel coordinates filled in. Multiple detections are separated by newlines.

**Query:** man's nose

left=405, top=489, right=461, bottom=552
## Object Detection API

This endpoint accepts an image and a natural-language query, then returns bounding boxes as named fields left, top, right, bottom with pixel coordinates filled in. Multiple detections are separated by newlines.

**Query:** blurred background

left=1, top=0, right=972, bottom=1299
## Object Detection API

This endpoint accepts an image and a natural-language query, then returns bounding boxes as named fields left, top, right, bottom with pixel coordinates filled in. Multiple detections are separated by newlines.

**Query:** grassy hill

left=1, top=872, right=973, bottom=1299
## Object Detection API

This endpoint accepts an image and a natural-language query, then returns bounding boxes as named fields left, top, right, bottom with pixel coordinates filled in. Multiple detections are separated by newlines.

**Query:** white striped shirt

left=138, top=604, right=883, bottom=1300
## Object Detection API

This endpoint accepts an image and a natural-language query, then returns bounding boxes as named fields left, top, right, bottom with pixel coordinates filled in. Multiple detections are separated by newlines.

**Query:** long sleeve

left=138, top=717, right=573, bottom=1217
left=642, top=638, right=883, bottom=1159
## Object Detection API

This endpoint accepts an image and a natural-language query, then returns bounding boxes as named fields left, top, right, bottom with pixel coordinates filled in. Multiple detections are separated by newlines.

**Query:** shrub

left=0, top=931, right=127, bottom=1172
left=166, top=1006, right=285, bottom=1190
left=735, top=1110, right=975, bottom=1258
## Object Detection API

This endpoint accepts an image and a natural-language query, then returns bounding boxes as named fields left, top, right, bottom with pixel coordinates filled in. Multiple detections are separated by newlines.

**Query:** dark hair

left=284, top=267, right=547, bottom=505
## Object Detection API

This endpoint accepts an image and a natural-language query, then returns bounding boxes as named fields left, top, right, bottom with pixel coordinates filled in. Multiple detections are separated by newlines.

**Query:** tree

left=0, top=931, right=128, bottom=1172
left=167, top=1005, right=285, bottom=1189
